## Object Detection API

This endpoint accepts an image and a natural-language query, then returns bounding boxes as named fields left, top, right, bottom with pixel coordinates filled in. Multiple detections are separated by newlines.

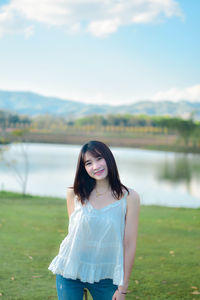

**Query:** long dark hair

left=73, top=140, right=129, bottom=204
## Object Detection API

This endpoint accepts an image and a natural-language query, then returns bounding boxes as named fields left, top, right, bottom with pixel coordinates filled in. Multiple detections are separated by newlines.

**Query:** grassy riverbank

left=0, top=191, right=200, bottom=299
left=3, top=129, right=200, bottom=153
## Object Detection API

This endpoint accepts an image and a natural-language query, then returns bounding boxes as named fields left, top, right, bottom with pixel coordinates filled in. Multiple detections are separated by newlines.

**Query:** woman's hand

left=112, top=289, right=126, bottom=300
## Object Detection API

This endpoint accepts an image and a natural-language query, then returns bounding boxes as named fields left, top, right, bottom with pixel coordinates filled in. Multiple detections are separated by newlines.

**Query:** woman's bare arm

left=119, top=189, right=140, bottom=293
left=66, top=187, right=75, bottom=218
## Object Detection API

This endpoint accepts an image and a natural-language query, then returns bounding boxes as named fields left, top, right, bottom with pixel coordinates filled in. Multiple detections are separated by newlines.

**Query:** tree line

left=0, top=110, right=31, bottom=129
left=1, top=110, right=200, bottom=147
left=1, top=109, right=200, bottom=130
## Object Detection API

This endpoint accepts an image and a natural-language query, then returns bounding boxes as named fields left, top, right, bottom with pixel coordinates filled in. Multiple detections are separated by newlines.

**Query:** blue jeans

left=56, top=274, right=118, bottom=300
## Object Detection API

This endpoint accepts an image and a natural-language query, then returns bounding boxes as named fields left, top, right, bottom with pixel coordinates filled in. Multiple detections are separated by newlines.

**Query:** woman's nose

left=93, top=161, right=100, bottom=170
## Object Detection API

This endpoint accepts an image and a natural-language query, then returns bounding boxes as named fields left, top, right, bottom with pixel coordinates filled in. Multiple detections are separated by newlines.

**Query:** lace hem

left=48, top=255, right=123, bottom=285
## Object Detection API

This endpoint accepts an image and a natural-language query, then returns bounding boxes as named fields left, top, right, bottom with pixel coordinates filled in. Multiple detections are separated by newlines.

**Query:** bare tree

left=1, top=129, right=30, bottom=195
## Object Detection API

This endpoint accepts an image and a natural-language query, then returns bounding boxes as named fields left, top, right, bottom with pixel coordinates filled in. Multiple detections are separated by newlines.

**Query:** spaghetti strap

left=123, top=190, right=129, bottom=215
left=123, top=190, right=129, bottom=202
left=74, top=195, right=80, bottom=209
left=124, top=190, right=128, bottom=198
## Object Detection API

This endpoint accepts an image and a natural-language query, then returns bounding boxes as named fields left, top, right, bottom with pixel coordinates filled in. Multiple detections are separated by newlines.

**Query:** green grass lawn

left=0, top=191, right=199, bottom=300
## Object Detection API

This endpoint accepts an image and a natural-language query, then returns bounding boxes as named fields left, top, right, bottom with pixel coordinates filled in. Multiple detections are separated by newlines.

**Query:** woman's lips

left=94, top=169, right=104, bottom=175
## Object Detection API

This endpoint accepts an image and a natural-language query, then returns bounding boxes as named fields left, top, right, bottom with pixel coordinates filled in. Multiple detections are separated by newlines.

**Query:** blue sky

left=0, top=0, right=199, bottom=105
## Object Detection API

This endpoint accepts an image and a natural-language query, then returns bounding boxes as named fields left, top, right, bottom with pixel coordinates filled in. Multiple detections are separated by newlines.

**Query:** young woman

left=48, top=140, right=140, bottom=300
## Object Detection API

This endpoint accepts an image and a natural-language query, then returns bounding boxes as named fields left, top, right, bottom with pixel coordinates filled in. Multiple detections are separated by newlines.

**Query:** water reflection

left=158, top=155, right=191, bottom=183
left=157, top=154, right=200, bottom=198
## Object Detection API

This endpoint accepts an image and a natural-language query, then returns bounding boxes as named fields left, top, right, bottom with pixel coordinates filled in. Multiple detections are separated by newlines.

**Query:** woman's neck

left=95, top=179, right=110, bottom=191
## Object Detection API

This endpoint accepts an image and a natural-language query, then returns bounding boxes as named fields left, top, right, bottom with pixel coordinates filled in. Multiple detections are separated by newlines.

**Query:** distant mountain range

left=0, top=90, right=200, bottom=119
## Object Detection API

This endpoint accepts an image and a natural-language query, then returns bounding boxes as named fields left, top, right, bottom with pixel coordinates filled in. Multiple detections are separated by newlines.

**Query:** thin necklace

left=95, top=187, right=109, bottom=198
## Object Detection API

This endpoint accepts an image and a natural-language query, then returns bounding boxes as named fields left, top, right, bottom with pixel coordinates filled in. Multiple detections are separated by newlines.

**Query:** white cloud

left=151, top=84, right=200, bottom=102
left=87, top=18, right=120, bottom=37
left=0, top=3, right=20, bottom=36
left=0, top=0, right=183, bottom=37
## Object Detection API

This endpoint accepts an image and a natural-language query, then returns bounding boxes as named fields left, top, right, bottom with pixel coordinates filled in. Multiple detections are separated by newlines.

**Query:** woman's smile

left=94, top=168, right=105, bottom=175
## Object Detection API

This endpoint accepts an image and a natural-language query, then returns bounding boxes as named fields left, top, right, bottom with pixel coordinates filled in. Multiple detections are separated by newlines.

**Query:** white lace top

left=48, top=191, right=128, bottom=285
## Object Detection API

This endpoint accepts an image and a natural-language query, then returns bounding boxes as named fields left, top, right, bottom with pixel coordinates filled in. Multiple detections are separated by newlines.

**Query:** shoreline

left=2, top=131, right=200, bottom=154
left=1, top=190, right=199, bottom=209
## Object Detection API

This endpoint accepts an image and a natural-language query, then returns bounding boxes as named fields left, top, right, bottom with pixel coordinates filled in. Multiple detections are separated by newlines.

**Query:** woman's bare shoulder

left=126, top=188, right=140, bottom=207
left=66, top=186, right=75, bottom=199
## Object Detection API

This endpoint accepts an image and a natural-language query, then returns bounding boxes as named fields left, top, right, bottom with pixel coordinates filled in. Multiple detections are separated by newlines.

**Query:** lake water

left=0, top=143, right=200, bottom=208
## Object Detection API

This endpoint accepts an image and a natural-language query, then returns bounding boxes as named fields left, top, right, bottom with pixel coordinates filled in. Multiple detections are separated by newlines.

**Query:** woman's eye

left=97, top=156, right=102, bottom=160
left=85, top=162, right=91, bottom=166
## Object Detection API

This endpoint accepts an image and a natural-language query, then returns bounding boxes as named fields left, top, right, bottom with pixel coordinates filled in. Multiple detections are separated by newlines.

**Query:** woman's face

left=84, top=151, right=108, bottom=180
